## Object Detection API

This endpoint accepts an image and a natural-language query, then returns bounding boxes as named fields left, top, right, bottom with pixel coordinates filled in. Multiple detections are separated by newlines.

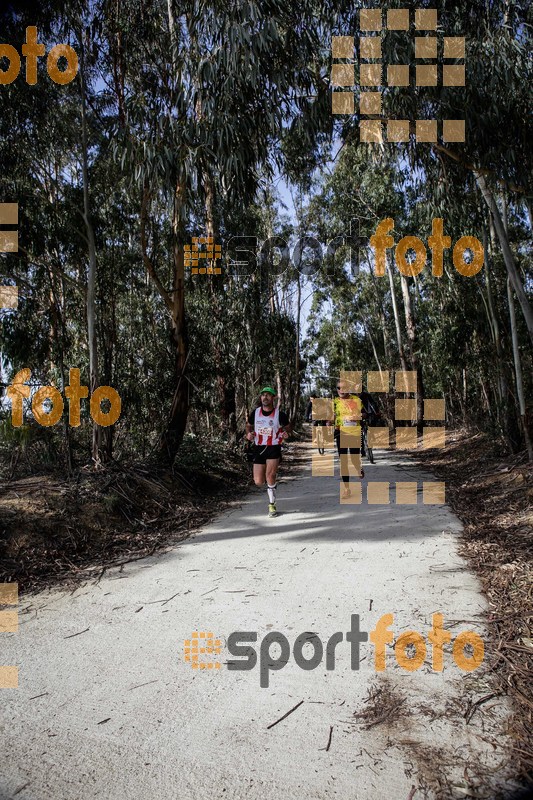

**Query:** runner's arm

left=280, top=422, right=292, bottom=439
left=245, top=411, right=255, bottom=441
left=279, top=411, right=292, bottom=439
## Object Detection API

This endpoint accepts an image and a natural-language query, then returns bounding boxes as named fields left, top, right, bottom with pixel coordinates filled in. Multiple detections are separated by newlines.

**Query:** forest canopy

left=0, top=0, right=531, bottom=472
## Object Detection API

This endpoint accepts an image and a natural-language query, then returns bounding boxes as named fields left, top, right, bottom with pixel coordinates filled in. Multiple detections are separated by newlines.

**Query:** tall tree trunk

left=46, top=252, right=73, bottom=473
left=368, top=269, right=390, bottom=364
left=507, top=276, right=532, bottom=460
left=524, top=196, right=533, bottom=232
left=151, top=0, right=190, bottom=465
left=79, top=32, right=101, bottom=465
left=387, top=256, right=408, bottom=373
left=141, top=181, right=190, bottom=466
left=475, top=172, right=533, bottom=342
left=161, top=181, right=189, bottom=464
left=365, top=323, right=382, bottom=372
left=400, top=275, right=424, bottom=433
left=483, top=219, right=509, bottom=438
left=480, top=379, right=491, bottom=416
left=100, top=252, right=116, bottom=462
left=292, top=272, right=301, bottom=421
left=204, top=172, right=236, bottom=439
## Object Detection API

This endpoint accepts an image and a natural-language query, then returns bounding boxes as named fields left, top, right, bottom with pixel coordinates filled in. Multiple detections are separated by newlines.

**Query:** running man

left=331, top=378, right=365, bottom=499
left=245, top=386, right=291, bottom=517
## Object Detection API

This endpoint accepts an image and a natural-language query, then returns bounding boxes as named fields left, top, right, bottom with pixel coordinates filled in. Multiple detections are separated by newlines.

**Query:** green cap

left=260, top=386, right=277, bottom=396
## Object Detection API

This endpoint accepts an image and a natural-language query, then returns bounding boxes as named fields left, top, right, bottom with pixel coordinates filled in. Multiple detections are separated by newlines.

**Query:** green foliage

left=0, top=0, right=530, bottom=471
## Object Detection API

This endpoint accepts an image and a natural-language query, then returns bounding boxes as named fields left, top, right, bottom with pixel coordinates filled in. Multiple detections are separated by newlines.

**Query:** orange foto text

left=370, top=218, right=484, bottom=278
left=0, top=27, right=78, bottom=86
left=6, top=369, right=121, bottom=427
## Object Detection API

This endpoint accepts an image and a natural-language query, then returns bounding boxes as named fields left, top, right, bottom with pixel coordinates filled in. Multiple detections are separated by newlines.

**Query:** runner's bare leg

left=253, top=464, right=266, bottom=486
left=266, top=458, right=280, bottom=505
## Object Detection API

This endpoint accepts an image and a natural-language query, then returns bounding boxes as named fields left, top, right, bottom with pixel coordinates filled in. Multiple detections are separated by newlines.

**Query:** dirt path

left=1, top=444, right=518, bottom=799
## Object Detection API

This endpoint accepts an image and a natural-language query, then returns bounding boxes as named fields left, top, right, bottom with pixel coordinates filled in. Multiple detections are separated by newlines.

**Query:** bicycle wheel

left=318, top=447, right=325, bottom=455
left=367, top=446, right=374, bottom=464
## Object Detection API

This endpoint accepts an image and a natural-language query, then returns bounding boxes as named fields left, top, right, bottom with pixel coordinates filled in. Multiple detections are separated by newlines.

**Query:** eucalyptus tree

left=321, top=0, right=532, bottom=447
left=369, top=0, right=533, bottom=339
left=99, top=0, right=350, bottom=463
left=0, top=1, right=93, bottom=466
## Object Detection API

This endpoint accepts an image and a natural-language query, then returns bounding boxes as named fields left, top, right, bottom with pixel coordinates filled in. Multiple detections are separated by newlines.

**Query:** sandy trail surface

left=1, top=445, right=514, bottom=799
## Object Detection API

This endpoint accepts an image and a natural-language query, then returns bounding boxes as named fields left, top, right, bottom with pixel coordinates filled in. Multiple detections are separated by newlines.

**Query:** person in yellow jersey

left=331, top=378, right=365, bottom=499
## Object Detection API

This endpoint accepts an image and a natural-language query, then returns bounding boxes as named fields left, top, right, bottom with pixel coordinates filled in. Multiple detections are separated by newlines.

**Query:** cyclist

left=330, top=378, right=365, bottom=499
left=245, top=386, right=291, bottom=517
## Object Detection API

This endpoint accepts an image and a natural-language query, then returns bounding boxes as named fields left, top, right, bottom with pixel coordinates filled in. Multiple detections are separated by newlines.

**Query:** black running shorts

left=253, top=444, right=282, bottom=464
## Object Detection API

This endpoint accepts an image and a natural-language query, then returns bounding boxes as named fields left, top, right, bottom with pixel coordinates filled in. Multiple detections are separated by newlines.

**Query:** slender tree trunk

left=400, top=274, right=424, bottom=433
left=204, top=174, right=237, bottom=441
left=160, top=181, right=189, bottom=465
left=480, top=379, right=491, bottom=416
left=151, top=0, right=190, bottom=465
left=483, top=223, right=501, bottom=349
left=368, top=269, right=390, bottom=364
left=387, top=256, right=408, bottom=373
left=79, top=32, right=101, bottom=465
left=475, top=172, right=533, bottom=341
left=483, top=220, right=509, bottom=437
left=46, top=253, right=73, bottom=473
left=292, top=273, right=301, bottom=421
left=100, top=256, right=116, bottom=462
left=507, top=277, right=532, bottom=460
left=365, top=323, right=382, bottom=372
left=524, top=196, right=533, bottom=231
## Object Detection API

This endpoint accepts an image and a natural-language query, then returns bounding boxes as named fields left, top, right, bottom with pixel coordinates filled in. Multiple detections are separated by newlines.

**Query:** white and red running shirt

left=249, top=405, right=289, bottom=446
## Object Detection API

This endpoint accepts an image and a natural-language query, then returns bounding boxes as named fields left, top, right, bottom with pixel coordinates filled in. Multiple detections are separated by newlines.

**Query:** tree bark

left=160, top=181, right=190, bottom=464
left=387, top=256, right=408, bottom=373
left=204, top=172, right=236, bottom=439
left=79, top=31, right=101, bottom=465
left=475, top=172, right=533, bottom=342
left=365, top=323, right=382, bottom=372
left=400, top=274, right=424, bottom=433
left=483, top=219, right=510, bottom=438
left=140, top=181, right=189, bottom=465
left=507, top=277, right=532, bottom=460
left=292, top=272, right=302, bottom=421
